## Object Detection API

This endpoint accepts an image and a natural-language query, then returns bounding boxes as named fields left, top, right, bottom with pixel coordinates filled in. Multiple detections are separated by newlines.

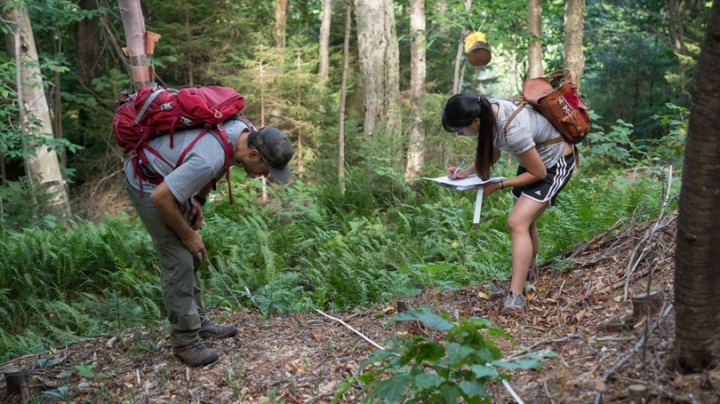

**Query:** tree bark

left=274, top=0, right=290, bottom=49
left=338, top=0, right=352, bottom=194
left=405, top=0, right=426, bottom=180
left=674, top=0, right=720, bottom=373
left=78, top=0, right=100, bottom=77
left=3, top=4, right=72, bottom=219
left=563, top=0, right=585, bottom=91
left=117, top=0, right=155, bottom=90
left=354, top=0, right=401, bottom=139
left=318, top=0, right=332, bottom=82
left=527, top=0, right=543, bottom=78
left=452, top=28, right=467, bottom=94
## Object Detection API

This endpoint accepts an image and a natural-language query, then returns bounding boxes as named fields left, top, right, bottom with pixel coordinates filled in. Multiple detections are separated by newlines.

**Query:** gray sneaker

left=173, top=340, right=219, bottom=367
left=501, top=292, right=526, bottom=315
left=199, top=319, right=237, bottom=339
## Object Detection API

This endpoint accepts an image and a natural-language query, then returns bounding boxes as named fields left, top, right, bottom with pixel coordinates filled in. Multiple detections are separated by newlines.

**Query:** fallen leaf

left=595, top=378, right=607, bottom=392
left=478, top=292, right=490, bottom=300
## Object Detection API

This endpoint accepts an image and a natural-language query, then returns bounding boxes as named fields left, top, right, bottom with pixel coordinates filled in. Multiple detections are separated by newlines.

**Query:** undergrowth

left=0, top=164, right=675, bottom=361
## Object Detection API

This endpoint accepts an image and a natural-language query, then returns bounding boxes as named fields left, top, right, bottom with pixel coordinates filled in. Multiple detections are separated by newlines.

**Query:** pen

left=450, top=159, right=466, bottom=180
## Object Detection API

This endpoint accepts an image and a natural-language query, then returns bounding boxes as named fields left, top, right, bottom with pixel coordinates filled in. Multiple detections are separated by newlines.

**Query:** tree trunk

left=563, top=0, right=585, bottom=91
left=338, top=0, right=352, bottom=194
left=117, top=0, right=155, bottom=90
left=274, top=0, right=290, bottom=49
left=77, top=0, right=100, bottom=78
left=527, top=0, right=543, bottom=78
left=452, top=28, right=467, bottom=94
left=405, top=0, right=426, bottom=180
left=3, top=4, right=72, bottom=219
left=354, top=0, right=401, bottom=139
left=674, top=0, right=720, bottom=373
left=318, top=0, right=332, bottom=82
left=509, top=49, right=518, bottom=95
left=48, top=28, right=65, bottom=166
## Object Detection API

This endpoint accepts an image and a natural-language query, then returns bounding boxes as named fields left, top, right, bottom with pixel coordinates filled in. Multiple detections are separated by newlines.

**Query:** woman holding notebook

left=442, top=94, right=575, bottom=315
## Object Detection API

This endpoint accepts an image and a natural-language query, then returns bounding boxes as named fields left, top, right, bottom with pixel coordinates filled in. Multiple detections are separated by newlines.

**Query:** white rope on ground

left=502, top=380, right=526, bottom=404
left=314, top=309, right=385, bottom=350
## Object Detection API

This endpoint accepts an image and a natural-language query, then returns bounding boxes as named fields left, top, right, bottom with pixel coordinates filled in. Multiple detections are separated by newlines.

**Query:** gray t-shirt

left=489, top=98, right=565, bottom=168
left=124, top=117, right=253, bottom=202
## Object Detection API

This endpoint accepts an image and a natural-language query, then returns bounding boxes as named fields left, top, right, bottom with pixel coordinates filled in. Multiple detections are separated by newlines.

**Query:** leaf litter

left=2, top=209, right=718, bottom=403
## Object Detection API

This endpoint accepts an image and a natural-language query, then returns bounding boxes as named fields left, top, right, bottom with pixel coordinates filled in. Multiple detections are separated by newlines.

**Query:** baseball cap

left=248, top=127, right=293, bottom=184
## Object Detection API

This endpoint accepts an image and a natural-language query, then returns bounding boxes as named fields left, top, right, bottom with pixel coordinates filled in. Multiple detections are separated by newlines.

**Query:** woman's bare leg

left=508, top=196, right=548, bottom=294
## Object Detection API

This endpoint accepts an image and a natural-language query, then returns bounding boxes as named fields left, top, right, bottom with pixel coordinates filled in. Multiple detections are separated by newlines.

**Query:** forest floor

left=3, top=208, right=719, bottom=403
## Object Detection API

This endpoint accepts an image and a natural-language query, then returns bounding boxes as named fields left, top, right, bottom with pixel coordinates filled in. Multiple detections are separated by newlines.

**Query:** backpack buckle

left=130, top=150, right=137, bottom=158
left=214, top=110, right=222, bottom=119
left=180, top=117, right=192, bottom=126
left=160, top=102, right=173, bottom=111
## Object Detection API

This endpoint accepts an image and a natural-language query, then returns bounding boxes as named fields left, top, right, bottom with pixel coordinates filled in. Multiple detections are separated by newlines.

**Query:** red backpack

left=114, top=86, right=249, bottom=204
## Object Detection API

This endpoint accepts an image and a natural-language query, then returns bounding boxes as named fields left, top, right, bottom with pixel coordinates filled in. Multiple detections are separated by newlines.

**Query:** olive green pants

left=125, top=178, right=205, bottom=347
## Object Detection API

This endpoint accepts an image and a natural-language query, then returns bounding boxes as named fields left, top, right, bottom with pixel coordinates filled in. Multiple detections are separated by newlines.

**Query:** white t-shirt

left=124, top=117, right=252, bottom=202
left=489, top=98, right=565, bottom=168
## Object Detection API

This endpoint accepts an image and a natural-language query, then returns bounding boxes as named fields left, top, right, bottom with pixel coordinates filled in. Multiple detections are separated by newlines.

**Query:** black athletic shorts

left=511, top=152, right=575, bottom=207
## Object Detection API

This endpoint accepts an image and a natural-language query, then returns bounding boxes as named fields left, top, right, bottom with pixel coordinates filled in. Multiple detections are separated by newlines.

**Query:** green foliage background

left=0, top=0, right=702, bottom=359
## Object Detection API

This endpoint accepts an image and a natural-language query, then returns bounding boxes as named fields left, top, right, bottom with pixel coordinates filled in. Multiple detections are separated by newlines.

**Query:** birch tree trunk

left=118, top=0, right=155, bottom=90
left=338, top=0, right=352, bottom=194
left=3, top=5, right=71, bottom=219
left=452, top=28, right=467, bottom=94
left=274, top=0, right=290, bottom=49
left=354, top=0, right=401, bottom=139
left=405, top=0, right=426, bottom=180
left=527, top=0, right=543, bottom=78
left=674, top=0, right=720, bottom=373
left=563, top=0, right=585, bottom=91
left=318, top=0, right=332, bottom=81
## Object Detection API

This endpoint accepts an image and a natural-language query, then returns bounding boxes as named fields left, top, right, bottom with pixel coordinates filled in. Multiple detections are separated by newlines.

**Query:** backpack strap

left=134, top=88, right=165, bottom=124
left=503, top=101, right=527, bottom=138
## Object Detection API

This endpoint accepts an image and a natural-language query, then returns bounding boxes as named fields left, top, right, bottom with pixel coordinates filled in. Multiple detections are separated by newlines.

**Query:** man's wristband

left=501, top=181, right=505, bottom=190
left=192, top=195, right=207, bottom=206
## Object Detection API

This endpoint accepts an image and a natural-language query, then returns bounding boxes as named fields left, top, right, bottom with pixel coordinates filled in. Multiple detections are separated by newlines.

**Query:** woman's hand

left=483, top=181, right=503, bottom=196
left=446, top=167, right=470, bottom=180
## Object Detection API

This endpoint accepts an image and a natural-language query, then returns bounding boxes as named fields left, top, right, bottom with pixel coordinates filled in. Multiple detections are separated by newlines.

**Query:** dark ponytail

left=441, top=94, right=497, bottom=180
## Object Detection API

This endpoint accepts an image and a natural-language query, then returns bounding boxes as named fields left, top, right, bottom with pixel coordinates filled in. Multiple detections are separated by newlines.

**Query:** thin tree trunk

left=452, top=28, right=467, bottom=94
left=3, top=4, right=72, bottom=219
left=338, top=0, right=351, bottom=194
left=259, top=59, right=265, bottom=127
left=563, top=0, right=585, bottom=91
left=509, top=49, right=518, bottom=95
left=296, top=49, right=304, bottom=175
left=405, top=0, right=426, bottom=180
left=48, top=28, right=65, bottom=166
left=318, top=0, right=332, bottom=82
left=528, top=0, right=543, bottom=78
left=77, top=0, right=99, bottom=78
left=117, top=0, right=155, bottom=90
left=354, top=0, right=401, bottom=139
left=274, top=0, right=290, bottom=49
left=185, top=0, right=193, bottom=86
left=674, top=0, right=720, bottom=373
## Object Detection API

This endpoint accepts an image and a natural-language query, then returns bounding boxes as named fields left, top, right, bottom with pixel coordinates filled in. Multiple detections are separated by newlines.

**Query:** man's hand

left=188, top=199, right=204, bottom=230
left=181, top=231, right=207, bottom=260
left=483, top=181, right=503, bottom=196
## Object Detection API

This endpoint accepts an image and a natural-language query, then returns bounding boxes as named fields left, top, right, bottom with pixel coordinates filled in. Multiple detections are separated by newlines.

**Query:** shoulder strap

left=503, top=101, right=527, bottom=137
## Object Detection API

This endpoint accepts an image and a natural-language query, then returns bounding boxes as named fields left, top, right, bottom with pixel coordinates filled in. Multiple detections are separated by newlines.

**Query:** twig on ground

left=594, top=304, right=674, bottom=403
left=543, top=378, right=556, bottom=404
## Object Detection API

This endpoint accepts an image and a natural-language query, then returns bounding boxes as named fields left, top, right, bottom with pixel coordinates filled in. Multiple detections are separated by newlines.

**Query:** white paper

left=424, top=174, right=505, bottom=191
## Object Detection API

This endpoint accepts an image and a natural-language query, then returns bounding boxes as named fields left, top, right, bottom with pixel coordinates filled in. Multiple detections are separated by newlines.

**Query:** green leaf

left=415, top=373, right=443, bottom=390
left=390, top=308, right=454, bottom=331
left=374, top=374, right=411, bottom=401
left=415, top=341, right=446, bottom=362
left=447, top=342, right=474, bottom=364
left=439, top=384, right=460, bottom=403
left=459, top=380, right=488, bottom=397
left=74, top=364, right=95, bottom=378
left=470, top=364, right=498, bottom=378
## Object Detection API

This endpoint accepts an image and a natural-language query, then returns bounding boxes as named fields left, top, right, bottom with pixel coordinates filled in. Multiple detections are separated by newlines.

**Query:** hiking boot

left=173, top=340, right=218, bottom=367
left=500, top=292, right=527, bottom=315
left=199, top=319, right=237, bottom=339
